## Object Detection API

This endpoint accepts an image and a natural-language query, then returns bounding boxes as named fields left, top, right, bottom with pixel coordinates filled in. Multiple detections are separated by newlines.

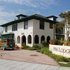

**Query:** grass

left=22, top=44, right=70, bottom=67
left=59, top=62, right=70, bottom=67
left=39, top=47, right=70, bottom=67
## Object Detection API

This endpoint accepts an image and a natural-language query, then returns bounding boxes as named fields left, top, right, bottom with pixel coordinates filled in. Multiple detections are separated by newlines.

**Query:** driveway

left=0, top=50, right=58, bottom=66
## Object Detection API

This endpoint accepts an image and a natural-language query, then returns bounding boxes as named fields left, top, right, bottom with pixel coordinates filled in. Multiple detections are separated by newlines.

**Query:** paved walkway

left=0, top=50, right=58, bottom=66
left=0, top=59, right=70, bottom=70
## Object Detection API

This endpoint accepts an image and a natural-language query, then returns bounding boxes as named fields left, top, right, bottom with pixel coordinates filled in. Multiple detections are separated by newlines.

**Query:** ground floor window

left=17, top=36, right=20, bottom=43
left=34, top=35, right=39, bottom=44
left=41, top=35, right=45, bottom=43
left=28, top=35, right=32, bottom=44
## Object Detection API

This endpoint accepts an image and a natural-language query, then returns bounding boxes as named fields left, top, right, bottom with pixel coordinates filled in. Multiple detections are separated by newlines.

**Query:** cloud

left=0, top=0, right=37, bottom=7
left=0, top=0, right=56, bottom=24
left=0, top=6, right=28, bottom=25
left=0, top=0, right=55, bottom=8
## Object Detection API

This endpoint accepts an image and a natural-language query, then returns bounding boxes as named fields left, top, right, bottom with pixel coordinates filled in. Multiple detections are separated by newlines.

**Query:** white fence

left=49, top=44, right=70, bottom=58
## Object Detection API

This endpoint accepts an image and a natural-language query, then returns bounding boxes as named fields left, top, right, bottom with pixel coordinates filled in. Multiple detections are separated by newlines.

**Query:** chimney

left=46, top=16, right=58, bottom=22
left=16, top=14, right=28, bottom=19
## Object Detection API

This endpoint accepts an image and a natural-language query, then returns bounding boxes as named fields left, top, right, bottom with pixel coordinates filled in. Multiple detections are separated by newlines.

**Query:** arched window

left=41, top=35, right=45, bottom=43
left=28, top=35, right=32, bottom=44
left=47, top=36, right=50, bottom=43
left=34, top=35, right=39, bottom=44
left=17, top=36, right=20, bottom=43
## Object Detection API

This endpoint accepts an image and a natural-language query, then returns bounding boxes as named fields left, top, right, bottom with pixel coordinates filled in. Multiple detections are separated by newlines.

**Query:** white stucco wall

left=13, top=20, right=34, bottom=47
left=2, top=19, right=55, bottom=47
left=3, top=20, right=34, bottom=47
left=33, top=19, right=54, bottom=44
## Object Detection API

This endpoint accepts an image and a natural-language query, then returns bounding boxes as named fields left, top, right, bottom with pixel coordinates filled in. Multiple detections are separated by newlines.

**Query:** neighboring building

left=0, top=14, right=57, bottom=47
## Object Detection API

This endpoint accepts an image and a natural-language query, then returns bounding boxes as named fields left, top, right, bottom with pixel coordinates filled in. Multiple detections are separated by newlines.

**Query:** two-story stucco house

left=1, top=14, right=57, bottom=47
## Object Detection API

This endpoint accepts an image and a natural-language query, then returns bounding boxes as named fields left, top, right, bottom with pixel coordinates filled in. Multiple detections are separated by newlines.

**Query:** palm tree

left=59, top=11, right=70, bottom=24
left=59, top=11, right=70, bottom=40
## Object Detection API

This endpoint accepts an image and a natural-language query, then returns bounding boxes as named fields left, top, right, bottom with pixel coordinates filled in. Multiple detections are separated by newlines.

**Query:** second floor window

left=12, top=23, right=17, bottom=31
left=40, top=20, right=44, bottom=30
left=49, top=23, right=53, bottom=29
left=24, top=21, right=28, bottom=29
left=5, top=26, right=7, bottom=32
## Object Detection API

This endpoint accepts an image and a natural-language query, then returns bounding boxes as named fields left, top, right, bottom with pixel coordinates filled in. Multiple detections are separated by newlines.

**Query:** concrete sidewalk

left=0, top=59, right=70, bottom=70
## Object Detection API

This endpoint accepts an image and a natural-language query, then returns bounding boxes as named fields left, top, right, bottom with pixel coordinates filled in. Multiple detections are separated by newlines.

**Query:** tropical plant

left=59, top=11, right=70, bottom=23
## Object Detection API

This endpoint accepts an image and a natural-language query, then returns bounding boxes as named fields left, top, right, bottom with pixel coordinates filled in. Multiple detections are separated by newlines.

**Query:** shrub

left=59, top=38, right=64, bottom=45
left=52, top=55, right=65, bottom=62
left=32, top=45, right=41, bottom=50
left=21, top=44, right=30, bottom=49
left=15, top=45, right=20, bottom=50
left=50, top=39, right=61, bottom=45
left=50, top=40, right=55, bottom=45
left=50, top=39, right=64, bottom=45
left=63, top=40, right=70, bottom=46
left=50, top=54, right=70, bottom=62
left=40, top=47, right=51, bottom=56
left=55, top=40, right=62, bottom=45
left=42, top=42, right=49, bottom=47
left=62, top=57, right=70, bottom=62
left=63, top=40, right=68, bottom=46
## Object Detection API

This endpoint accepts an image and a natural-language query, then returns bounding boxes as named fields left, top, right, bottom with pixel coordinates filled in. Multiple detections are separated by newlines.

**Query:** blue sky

left=0, top=0, right=70, bottom=26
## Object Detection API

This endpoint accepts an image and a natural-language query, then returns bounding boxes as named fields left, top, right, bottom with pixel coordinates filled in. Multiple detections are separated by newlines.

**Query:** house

left=0, top=14, right=57, bottom=47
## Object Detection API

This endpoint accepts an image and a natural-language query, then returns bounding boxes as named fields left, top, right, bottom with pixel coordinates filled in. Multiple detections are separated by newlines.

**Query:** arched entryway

left=47, top=36, right=50, bottom=43
left=34, top=35, right=39, bottom=44
left=41, top=35, right=45, bottom=43
left=28, top=35, right=32, bottom=44
left=22, top=35, right=26, bottom=45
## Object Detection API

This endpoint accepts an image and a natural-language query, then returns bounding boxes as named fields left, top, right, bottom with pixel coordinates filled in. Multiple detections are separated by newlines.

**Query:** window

left=12, top=23, right=17, bottom=31
left=41, top=35, right=45, bottom=43
left=17, top=36, right=20, bottom=43
left=34, top=35, right=39, bottom=44
left=24, top=21, right=28, bottom=29
left=49, top=23, right=53, bottom=29
left=5, top=26, right=7, bottom=32
left=40, top=20, right=44, bottom=30
left=28, top=35, right=32, bottom=44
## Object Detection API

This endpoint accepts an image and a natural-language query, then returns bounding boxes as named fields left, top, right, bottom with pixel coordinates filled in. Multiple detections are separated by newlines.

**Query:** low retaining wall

left=49, top=44, right=70, bottom=58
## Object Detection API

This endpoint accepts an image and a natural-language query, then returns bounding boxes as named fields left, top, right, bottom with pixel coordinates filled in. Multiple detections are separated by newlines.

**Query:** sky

left=0, top=0, right=70, bottom=31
